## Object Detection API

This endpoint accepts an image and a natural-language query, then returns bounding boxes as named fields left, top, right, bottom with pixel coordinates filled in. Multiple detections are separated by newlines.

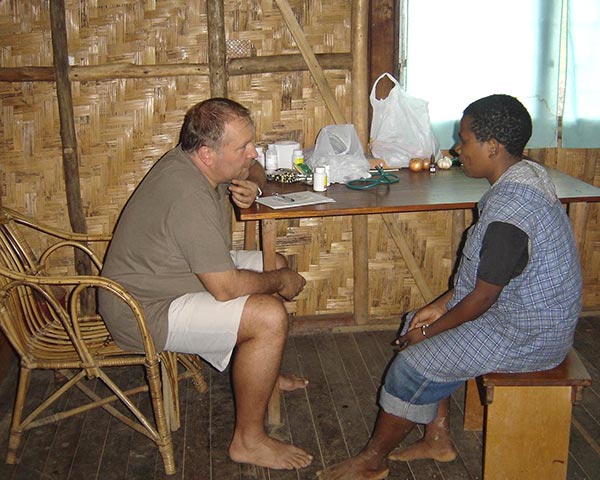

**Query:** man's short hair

left=463, top=94, right=532, bottom=157
left=179, top=98, right=252, bottom=152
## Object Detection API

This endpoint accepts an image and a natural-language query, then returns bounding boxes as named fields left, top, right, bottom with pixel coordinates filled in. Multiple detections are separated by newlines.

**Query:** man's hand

left=229, top=179, right=261, bottom=209
left=276, top=268, right=306, bottom=300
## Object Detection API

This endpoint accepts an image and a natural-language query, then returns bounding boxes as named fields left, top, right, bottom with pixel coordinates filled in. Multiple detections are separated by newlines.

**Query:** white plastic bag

left=369, top=73, right=440, bottom=168
left=305, top=124, right=371, bottom=183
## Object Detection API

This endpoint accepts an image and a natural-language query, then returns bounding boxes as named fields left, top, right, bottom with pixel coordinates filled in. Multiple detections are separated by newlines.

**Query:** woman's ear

left=487, top=138, right=499, bottom=158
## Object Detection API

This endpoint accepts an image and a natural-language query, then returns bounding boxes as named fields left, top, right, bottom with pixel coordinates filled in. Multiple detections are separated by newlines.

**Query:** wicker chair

left=0, top=207, right=207, bottom=475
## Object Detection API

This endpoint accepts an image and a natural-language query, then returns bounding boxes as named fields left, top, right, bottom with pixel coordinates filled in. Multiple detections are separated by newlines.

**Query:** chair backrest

left=0, top=208, right=110, bottom=362
left=0, top=210, right=68, bottom=359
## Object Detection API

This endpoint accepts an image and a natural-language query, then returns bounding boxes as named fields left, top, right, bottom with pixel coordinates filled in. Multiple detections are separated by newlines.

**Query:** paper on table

left=256, top=191, right=336, bottom=209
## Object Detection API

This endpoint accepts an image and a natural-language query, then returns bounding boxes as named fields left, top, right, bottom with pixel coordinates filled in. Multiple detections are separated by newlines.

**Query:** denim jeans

left=379, top=354, right=463, bottom=424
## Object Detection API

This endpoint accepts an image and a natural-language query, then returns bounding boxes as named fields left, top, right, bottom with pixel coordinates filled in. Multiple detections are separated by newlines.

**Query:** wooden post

left=49, top=0, right=94, bottom=306
left=207, top=0, right=227, bottom=97
left=351, top=0, right=370, bottom=325
left=352, top=0, right=369, bottom=146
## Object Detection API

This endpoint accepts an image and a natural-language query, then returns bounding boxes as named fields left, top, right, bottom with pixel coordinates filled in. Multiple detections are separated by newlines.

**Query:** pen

left=273, top=193, right=295, bottom=203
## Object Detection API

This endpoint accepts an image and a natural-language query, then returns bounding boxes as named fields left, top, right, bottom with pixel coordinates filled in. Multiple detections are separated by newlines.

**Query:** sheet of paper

left=256, top=191, right=336, bottom=210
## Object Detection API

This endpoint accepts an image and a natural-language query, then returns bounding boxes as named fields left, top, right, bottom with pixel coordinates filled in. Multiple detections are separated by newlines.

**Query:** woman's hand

left=395, top=327, right=426, bottom=350
left=407, top=302, right=447, bottom=331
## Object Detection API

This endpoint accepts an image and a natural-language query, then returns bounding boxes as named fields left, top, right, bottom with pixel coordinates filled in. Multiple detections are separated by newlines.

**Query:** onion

left=409, top=158, right=423, bottom=172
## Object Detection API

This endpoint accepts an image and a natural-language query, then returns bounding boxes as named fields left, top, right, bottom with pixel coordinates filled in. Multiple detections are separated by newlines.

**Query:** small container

left=429, top=161, right=436, bottom=173
left=313, top=166, right=327, bottom=192
left=292, top=149, right=304, bottom=166
left=265, top=147, right=278, bottom=172
left=324, top=165, right=331, bottom=186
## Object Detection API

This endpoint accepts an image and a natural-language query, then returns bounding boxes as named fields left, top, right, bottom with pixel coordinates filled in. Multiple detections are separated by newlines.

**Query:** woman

left=317, top=94, right=582, bottom=479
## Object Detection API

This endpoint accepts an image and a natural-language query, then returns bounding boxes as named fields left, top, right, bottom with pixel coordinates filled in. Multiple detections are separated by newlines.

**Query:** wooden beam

left=207, top=0, right=227, bottom=97
left=274, top=0, right=346, bottom=124
left=369, top=0, right=397, bottom=100
left=351, top=0, right=369, bottom=147
left=0, top=54, right=352, bottom=83
left=49, top=0, right=92, bottom=284
left=382, top=215, right=435, bottom=304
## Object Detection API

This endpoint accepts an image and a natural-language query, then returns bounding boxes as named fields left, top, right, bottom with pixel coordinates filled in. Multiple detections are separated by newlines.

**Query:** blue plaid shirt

left=400, top=161, right=582, bottom=382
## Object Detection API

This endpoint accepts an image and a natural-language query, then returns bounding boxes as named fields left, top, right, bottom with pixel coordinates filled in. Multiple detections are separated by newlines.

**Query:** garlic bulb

left=437, top=156, right=453, bottom=169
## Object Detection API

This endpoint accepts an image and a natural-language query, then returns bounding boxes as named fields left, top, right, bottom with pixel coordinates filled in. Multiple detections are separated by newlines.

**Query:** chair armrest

left=2, top=207, right=112, bottom=243
left=39, top=241, right=104, bottom=272
left=0, top=266, right=159, bottom=360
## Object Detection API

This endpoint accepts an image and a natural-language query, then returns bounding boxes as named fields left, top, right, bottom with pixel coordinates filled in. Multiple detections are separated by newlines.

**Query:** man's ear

left=197, top=145, right=215, bottom=166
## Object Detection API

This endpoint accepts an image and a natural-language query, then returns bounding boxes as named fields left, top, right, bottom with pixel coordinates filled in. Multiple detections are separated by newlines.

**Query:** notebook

left=256, top=191, right=336, bottom=210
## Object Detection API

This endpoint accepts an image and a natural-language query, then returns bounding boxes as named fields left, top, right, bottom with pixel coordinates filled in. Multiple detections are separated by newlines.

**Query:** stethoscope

left=345, top=165, right=400, bottom=190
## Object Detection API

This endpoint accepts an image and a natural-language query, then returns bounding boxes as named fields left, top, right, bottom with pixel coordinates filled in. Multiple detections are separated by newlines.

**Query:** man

left=317, top=94, right=582, bottom=479
left=99, top=98, right=313, bottom=470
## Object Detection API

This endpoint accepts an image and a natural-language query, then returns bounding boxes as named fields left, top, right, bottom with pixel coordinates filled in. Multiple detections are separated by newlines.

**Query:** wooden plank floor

left=0, top=316, right=599, bottom=479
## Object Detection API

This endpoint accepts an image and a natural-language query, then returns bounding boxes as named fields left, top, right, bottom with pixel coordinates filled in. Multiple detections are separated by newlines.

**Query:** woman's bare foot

left=388, top=438, right=456, bottom=462
left=316, top=456, right=389, bottom=480
left=229, top=433, right=312, bottom=470
left=278, top=373, right=308, bottom=391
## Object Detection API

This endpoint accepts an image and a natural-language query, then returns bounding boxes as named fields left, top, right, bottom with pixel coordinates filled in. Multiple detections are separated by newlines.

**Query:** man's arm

left=198, top=267, right=306, bottom=302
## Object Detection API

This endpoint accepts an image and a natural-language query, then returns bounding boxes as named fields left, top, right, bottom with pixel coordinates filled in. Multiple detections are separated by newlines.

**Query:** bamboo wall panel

left=1, top=0, right=599, bottom=320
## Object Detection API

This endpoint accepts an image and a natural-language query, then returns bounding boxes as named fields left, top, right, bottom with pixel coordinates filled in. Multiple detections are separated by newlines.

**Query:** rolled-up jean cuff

left=379, top=385, right=439, bottom=424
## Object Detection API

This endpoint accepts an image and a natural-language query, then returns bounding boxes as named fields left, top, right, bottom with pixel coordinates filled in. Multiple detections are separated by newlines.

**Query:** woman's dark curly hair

left=463, top=94, right=532, bottom=157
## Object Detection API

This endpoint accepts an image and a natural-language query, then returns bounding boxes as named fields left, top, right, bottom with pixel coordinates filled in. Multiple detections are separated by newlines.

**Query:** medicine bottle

left=292, top=149, right=304, bottom=166
left=265, top=147, right=278, bottom=172
left=313, top=166, right=327, bottom=192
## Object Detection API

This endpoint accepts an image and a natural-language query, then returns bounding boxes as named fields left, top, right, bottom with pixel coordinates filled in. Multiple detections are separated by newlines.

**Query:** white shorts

left=164, top=250, right=263, bottom=371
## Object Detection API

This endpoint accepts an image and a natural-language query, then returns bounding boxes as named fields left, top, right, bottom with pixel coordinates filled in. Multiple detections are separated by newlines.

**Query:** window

left=399, top=0, right=599, bottom=149
left=563, top=0, right=600, bottom=147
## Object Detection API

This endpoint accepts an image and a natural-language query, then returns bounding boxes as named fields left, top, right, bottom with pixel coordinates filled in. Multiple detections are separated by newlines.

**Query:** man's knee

left=239, top=294, right=289, bottom=339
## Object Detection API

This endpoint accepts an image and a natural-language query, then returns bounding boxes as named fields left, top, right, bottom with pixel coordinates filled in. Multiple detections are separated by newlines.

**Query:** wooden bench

left=463, top=349, right=592, bottom=480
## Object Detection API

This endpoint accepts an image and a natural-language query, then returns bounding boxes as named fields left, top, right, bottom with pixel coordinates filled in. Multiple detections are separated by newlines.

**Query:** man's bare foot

left=278, top=373, right=308, bottom=391
left=316, top=456, right=389, bottom=480
left=229, top=434, right=312, bottom=470
left=388, top=438, right=457, bottom=462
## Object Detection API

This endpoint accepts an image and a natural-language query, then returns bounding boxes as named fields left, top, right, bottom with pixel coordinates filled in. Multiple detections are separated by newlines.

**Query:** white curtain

left=403, top=0, right=562, bottom=149
left=563, top=0, right=600, bottom=148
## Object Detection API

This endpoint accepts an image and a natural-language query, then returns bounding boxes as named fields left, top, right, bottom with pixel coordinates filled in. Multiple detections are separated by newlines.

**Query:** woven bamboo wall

left=1, top=0, right=598, bottom=324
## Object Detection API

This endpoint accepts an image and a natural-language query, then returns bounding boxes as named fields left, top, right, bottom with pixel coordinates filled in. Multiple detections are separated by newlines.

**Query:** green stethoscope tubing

left=345, top=166, right=400, bottom=190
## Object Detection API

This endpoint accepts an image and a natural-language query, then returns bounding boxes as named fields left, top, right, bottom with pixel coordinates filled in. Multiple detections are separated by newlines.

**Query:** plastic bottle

left=265, top=147, right=278, bottom=172
left=313, top=166, right=327, bottom=192
left=292, top=149, right=304, bottom=166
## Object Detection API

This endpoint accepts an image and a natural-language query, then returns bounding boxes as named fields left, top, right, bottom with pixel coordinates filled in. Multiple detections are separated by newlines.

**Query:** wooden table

left=239, top=166, right=600, bottom=425
left=239, top=166, right=600, bottom=322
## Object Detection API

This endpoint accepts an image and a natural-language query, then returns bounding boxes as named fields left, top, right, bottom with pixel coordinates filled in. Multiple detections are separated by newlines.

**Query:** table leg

left=352, top=215, right=369, bottom=324
left=261, top=218, right=278, bottom=271
left=261, top=219, right=282, bottom=426
left=244, top=220, right=257, bottom=250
